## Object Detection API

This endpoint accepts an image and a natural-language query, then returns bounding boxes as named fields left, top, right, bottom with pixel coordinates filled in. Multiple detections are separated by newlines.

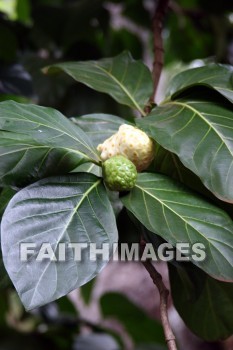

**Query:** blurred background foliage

left=0, top=0, right=233, bottom=349
left=0, top=0, right=233, bottom=113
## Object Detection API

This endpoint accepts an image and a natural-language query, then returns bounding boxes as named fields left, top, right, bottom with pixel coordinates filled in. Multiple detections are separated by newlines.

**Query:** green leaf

left=148, top=144, right=210, bottom=197
left=0, top=0, right=17, bottom=20
left=0, top=235, right=12, bottom=290
left=80, top=278, right=96, bottom=305
left=72, top=162, right=102, bottom=177
left=44, top=52, right=153, bottom=116
left=1, top=173, right=118, bottom=310
left=122, top=173, right=233, bottom=281
left=16, top=0, right=32, bottom=25
left=100, top=292, right=165, bottom=345
left=117, top=208, right=141, bottom=246
left=169, top=263, right=233, bottom=341
left=0, top=101, right=100, bottom=186
left=137, top=97, right=233, bottom=202
left=149, top=145, right=233, bottom=220
left=0, top=188, right=15, bottom=289
left=166, top=64, right=233, bottom=103
left=71, top=113, right=132, bottom=147
left=0, top=187, right=16, bottom=217
left=56, top=295, right=77, bottom=316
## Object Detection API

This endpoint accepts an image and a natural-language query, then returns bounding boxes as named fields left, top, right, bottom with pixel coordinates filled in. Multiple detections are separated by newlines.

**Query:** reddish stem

left=140, top=239, right=177, bottom=350
left=144, top=0, right=170, bottom=114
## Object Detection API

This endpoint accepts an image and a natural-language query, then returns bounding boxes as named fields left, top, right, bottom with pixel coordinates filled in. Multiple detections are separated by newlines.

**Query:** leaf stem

left=140, top=238, right=177, bottom=350
left=144, top=0, right=170, bottom=115
left=91, top=160, right=102, bottom=167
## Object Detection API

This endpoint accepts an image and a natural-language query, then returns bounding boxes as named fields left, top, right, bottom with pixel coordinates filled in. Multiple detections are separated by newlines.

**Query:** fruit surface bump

left=97, top=124, right=154, bottom=171
left=102, top=155, right=137, bottom=191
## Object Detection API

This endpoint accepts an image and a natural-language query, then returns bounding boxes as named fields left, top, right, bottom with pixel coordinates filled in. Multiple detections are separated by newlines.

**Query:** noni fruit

left=102, top=155, right=137, bottom=191
left=97, top=124, right=154, bottom=171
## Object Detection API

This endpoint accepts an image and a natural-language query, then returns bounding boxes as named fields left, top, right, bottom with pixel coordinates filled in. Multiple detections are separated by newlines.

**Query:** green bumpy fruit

left=102, top=155, right=137, bottom=191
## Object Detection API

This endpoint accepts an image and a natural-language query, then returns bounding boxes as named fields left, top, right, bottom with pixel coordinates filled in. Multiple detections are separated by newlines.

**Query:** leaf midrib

left=95, top=64, right=146, bottom=116
left=29, top=178, right=101, bottom=306
left=135, top=184, right=218, bottom=245
left=0, top=111, right=98, bottom=161
left=136, top=184, right=233, bottom=272
left=57, top=179, right=101, bottom=240
left=0, top=144, right=91, bottom=162
left=164, top=101, right=233, bottom=158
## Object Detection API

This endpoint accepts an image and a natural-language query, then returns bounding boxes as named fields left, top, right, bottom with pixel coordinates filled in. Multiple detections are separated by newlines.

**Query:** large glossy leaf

left=44, top=52, right=153, bottom=116
left=0, top=101, right=100, bottom=186
left=1, top=173, right=118, bottom=310
left=137, top=97, right=233, bottom=203
left=148, top=144, right=211, bottom=197
left=166, top=64, right=233, bottom=103
left=122, top=173, right=233, bottom=281
left=71, top=113, right=132, bottom=147
left=149, top=145, right=233, bottom=219
left=169, top=263, right=233, bottom=341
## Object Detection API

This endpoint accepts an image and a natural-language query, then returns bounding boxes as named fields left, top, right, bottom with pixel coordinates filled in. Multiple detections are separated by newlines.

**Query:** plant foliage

left=0, top=52, right=233, bottom=341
